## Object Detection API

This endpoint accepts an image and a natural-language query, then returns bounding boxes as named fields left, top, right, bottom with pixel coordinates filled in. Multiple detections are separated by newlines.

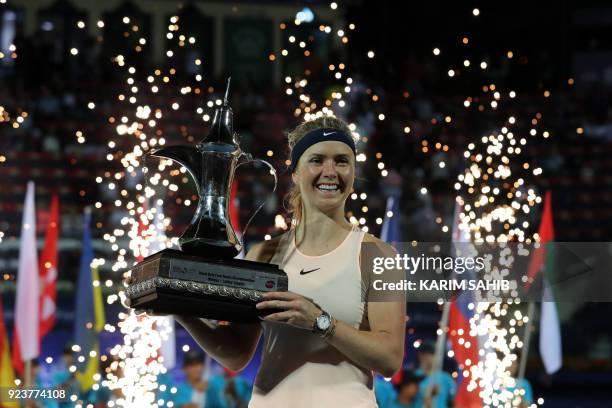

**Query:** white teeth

left=317, top=184, right=339, bottom=192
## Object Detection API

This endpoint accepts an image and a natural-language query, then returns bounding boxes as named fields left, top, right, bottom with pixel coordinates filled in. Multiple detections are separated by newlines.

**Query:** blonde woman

left=176, top=116, right=406, bottom=407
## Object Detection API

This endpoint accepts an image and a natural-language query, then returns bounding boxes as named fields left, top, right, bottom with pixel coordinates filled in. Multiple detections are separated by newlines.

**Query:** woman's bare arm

left=326, top=236, right=406, bottom=376
left=325, top=295, right=405, bottom=377
left=174, top=242, right=270, bottom=371
left=175, top=316, right=261, bottom=371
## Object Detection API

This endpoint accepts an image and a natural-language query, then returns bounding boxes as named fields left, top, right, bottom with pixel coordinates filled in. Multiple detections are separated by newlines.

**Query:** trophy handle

left=235, top=153, right=278, bottom=245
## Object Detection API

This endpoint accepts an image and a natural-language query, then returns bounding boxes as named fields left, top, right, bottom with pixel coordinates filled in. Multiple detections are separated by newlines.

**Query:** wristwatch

left=313, top=310, right=333, bottom=336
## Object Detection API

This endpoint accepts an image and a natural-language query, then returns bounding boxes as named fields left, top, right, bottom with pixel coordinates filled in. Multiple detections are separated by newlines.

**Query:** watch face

left=317, top=314, right=331, bottom=330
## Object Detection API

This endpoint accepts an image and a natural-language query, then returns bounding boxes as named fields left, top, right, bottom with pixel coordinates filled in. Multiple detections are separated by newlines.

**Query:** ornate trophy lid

left=198, top=77, right=239, bottom=151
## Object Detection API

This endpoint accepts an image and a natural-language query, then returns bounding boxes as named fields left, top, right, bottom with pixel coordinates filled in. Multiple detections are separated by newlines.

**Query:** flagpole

left=203, top=353, right=213, bottom=381
left=24, top=359, right=31, bottom=388
left=518, top=302, right=536, bottom=380
left=435, top=200, right=460, bottom=373
left=425, top=301, right=451, bottom=404
left=434, top=302, right=451, bottom=373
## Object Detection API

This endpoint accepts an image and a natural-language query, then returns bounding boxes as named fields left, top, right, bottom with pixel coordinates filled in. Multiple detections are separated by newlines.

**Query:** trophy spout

left=149, top=146, right=203, bottom=194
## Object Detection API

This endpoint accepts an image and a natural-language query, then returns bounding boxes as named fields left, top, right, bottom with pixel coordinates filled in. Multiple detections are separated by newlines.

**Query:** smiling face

left=292, top=140, right=355, bottom=216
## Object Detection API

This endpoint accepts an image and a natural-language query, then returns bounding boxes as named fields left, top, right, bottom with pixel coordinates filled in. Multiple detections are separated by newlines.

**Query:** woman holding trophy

left=173, top=115, right=406, bottom=407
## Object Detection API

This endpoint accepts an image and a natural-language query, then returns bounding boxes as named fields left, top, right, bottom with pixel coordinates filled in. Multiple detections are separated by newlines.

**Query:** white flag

left=15, top=181, right=40, bottom=361
left=540, top=282, right=562, bottom=374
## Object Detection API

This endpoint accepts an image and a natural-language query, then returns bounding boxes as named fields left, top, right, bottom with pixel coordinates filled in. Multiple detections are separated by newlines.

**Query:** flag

left=448, top=202, right=482, bottom=408
left=380, top=195, right=401, bottom=248
left=74, top=208, right=106, bottom=391
left=230, top=178, right=245, bottom=259
left=12, top=181, right=40, bottom=377
left=135, top=200, right=149, bottom=262
left=524, top=191, right=554, bottom=289
left=39, top=194, right=59, bottom=339
left=151, top=200, right=176, bottom=370
left=527, top=191, right=562, bottom=374
left=203, top=353, right=213, bottom=381
left=0, top=293, right=18, bottom=408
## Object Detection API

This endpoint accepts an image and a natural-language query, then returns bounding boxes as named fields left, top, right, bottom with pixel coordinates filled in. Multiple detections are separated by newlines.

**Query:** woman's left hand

left=256, top=291, right=322, bottom=330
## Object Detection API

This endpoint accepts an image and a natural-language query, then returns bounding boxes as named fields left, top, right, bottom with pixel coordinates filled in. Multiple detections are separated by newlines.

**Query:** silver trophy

left=125, top=79, right=287, bottom=322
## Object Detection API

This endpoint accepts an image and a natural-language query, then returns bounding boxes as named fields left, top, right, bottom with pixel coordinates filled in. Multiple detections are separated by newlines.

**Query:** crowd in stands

left=2, top=58, right=612, bottom=243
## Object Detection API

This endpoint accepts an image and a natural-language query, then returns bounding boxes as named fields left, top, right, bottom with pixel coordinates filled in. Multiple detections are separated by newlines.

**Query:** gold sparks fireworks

left=435, top=7, right=549, bottom=407
left=95, top=13, right=209, bottom=408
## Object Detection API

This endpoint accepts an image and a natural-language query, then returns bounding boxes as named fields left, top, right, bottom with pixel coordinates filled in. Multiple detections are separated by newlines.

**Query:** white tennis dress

left=249, top=224, right=378, bottom=408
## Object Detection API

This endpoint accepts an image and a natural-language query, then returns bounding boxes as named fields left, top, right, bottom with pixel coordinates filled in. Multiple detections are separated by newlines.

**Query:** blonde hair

left=284, top=116, right=353, bottom=227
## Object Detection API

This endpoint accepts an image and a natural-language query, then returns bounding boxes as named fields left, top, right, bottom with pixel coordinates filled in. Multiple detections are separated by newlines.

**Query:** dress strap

left=269, top=231, right=293, bottom=266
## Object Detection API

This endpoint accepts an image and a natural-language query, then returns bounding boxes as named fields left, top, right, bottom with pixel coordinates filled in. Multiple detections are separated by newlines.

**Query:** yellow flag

left=77, top=266, right=106, bottom=391
left=1, top=316, right=19, bottom=407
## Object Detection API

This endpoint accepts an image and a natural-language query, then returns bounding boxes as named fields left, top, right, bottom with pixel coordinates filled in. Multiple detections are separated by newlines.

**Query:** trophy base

left=126, top=248, right=288, bottom=322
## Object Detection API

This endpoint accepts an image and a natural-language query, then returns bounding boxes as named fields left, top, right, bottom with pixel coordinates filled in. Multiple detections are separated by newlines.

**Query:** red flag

left=524, top=191, right=554, bottom=289
left=11, top=330, right=23, bottom=377
left=448, top=304, right=482, bottom=408
left=39, top=194, right=59, bottom=338
left=230, top=179, right=245, bottom=259
left=229, top=179, right=241, bottom=233
left=136, top=200, right=150, bottom=262
left=526, top=191, right=562, bottom=374
left=0, top=292, right=16, bottom=388
left=448, top=203, right=482, bottom=408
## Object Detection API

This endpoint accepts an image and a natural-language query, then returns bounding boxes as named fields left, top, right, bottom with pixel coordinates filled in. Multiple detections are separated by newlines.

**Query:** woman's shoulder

left=245, top=231, right=292, bottom=263
left=361, top=231, right=398, bottom=256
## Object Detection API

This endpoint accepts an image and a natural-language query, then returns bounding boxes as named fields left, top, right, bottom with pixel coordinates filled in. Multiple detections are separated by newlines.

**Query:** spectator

left=25, top=359, right=58, bottom=408
left=50, top=344, right=80, bottom=408
left=93, top=356, right=125, bottom=407
left=174, top=351, right=209, bottom=408
left=386, top=370, right=425, bottom=408
left=414, top=342, right=456, bottom=408
left=502, top=353, right=533, bottom=408
left=206, top=368, right=251, bottom=408
left=374, top=375, right=398, bottom=408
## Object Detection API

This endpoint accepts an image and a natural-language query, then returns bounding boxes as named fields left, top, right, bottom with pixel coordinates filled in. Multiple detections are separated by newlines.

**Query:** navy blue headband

left=290, top=128, right=356, bottom=172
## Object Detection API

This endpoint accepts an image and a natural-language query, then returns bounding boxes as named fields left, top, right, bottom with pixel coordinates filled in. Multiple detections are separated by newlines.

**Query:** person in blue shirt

left=91, top=355, right=125, bottom=408
left=174, top=351, right=252, bottom=408
left=414, top=342, right=456, bottom=408
left=156, top=370, right=179, bottom=408
left=206, top=368, right=251, bottom=408
left=504, top=353, right=534, bottom=408
left=384, top=370, right=425, bottom=408
left=174, top=351, right=210, bottom=408
left=23, top=359, right=59, bottom=408
left=374, top=375, right=397, bottom=408
left=50, top=344, right=80, bottom=408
